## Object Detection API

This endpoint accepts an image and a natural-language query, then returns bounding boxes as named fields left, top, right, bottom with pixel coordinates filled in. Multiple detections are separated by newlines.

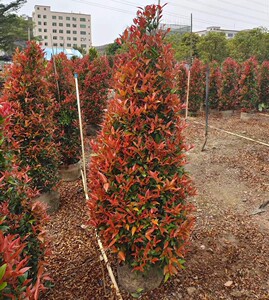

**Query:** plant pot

left=117, top=263, right=163, bottom=295
left=33, top=190, right=60, bottom=214
left=220, top=110, right=233, bottom=117
left=59, top=160, right=81, bottom=182
left=86, top=124, right=101, bottom=136
left=240, top=111, right=258, bottom=121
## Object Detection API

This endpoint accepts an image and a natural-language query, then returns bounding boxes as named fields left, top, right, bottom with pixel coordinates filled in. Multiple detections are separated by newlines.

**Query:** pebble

left=187, top=287, right=197, bottom=296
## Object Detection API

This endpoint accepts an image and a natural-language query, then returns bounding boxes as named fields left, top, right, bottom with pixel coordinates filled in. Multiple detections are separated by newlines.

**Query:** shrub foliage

left=88, top=5, right=195, bottom=280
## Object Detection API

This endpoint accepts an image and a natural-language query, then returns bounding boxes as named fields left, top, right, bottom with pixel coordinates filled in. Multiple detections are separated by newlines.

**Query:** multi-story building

left=32, top=5, right=92, bottom=51
left=195, top=26, right=240, bottom=39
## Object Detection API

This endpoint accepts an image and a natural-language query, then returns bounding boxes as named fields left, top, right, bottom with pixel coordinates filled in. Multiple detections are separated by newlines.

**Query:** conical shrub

left=88, top=5, right=195, bottom=280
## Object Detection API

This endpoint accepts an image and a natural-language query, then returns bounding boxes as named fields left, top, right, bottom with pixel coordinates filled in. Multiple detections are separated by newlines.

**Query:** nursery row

left=0, top=41, right=111, bottom=299
left=0, top=4, right=246, bottom=299
left=177, top=57, right=269, bottom=112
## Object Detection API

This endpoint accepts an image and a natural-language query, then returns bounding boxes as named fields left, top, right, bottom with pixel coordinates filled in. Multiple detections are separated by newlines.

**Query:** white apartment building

left=32, top=5, right=92, bottom=51
left=195, top=26, right=240, bottom=39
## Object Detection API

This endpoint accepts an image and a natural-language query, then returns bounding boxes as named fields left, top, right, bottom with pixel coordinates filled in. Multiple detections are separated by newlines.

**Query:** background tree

left=228, top=27, right=269, bottom=62
left=197, top=32, right=229, bottom=63
left=0, top=0, right=32, bottom=54
left=166, top=32, right=200, bottom=62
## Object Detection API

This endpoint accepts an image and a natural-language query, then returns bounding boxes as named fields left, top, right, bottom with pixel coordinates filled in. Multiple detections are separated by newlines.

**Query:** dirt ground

left=42, top=111, right=269, bottom=300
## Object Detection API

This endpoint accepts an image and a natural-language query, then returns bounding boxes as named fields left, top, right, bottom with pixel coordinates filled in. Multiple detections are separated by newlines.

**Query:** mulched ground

left=42, top=112, right=269, bottom=300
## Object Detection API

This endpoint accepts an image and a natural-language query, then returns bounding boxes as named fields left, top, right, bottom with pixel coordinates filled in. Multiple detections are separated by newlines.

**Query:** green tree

left=229, top=27, right=269, bottom=62
left=197, top=32, right=229, bottom=63
left=105, top=41, right=121, bottom=55
left=0, top=0, right=32, bottom=54
left=166, top=32, right=200, bottom=62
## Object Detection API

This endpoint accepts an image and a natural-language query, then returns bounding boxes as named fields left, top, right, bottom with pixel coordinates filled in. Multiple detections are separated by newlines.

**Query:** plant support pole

left=74, top=73, right=89, bottom=200
left=185, top=69, right=191, bottom=119
left=202, top=65, right=210, bottom=151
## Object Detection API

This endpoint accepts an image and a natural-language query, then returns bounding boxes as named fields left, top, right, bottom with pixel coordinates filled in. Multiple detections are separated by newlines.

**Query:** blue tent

left=42, top=47, right=83, bottom=60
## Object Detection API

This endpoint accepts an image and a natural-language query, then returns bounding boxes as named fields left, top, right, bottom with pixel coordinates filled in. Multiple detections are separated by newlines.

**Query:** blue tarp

left=42, top=47, right=83, bottom=60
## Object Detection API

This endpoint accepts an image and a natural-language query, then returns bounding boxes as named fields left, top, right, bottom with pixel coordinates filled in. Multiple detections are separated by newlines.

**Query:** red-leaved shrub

left=175, top=62, right=188, bottom=104
left=239, top=57, right=259, bottom=111
left=47, top=53, right=81, bottom=165
left=218, top=57, right=241, bottom=110
left=209, top=61, right=221, bottom=109
left=189, top=58, right=205, bottom=112
left=0, top=41, right=59, bottom=193
left=258, top=60, right=269, bottom=108
left=88, top=5, right=195, bottom=281
left=0, top=101, right=50, bottom=299
left=75, top=55, right=111, bottom=128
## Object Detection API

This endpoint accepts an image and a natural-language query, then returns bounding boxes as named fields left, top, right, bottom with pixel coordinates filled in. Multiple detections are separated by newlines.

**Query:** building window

left=44, top=29, right=47, bottom=32
left=43, top=15, right=47, bottom=19
left=59, top=29, right=63, bottom=33
left=44, top=22, right=47, bottom=25
left=66, top=30, right=71, bottom=34
left=60, top=43, right=64, bottom=47
left=66, top=16, right=70, bottom=20
left=67, top=37, right=71, bottom=41
left=72, top=17, right=77, bottom=21
left=37, top=7, right=40, bottom=10
left=72, top=24, right=77, bottom=28
left=53, top=36, right=57, bottom=40
left=38, top=14, right=41, bottom=18
left=44, top=35, right=48, bottom=39
left=53, top=43, right=57, bottom=47
left=44, top=7, right=46, bottom=10
left=38, top=21, right=41, bottom=25
left=73, top=37, right=77, bottom=41
left=52, top=15, right=56, bottom=19
left=81, top=37, right=86, bottom=41
left=67, top=43, right=71, bottom=47
left=73, top=30, right=77, bottom=34
left=59, top=23, right=63, bottom=27
left=228, top=33, right=233, bottom=38
left=80, top=17, right=86, bottom=22
left=81, top=44, right=86, bottom=48
left=73, top=44, right=77, bottom=47
left=66, top=23, right=70, bottom=27
left=53, top=29, right=57, bottom=33
left=59, top=36, right=64, bottom=40
left=80, top=31, right=86, bottom=35
left=80, top=24, right=86, bottom=28
left=45, top=42, right=48, bottom=46
left=52, top=22, right=57, bottom=26
left=59, top=16, right=63, bottom=20
left=38, top=28, right=42, bottom=32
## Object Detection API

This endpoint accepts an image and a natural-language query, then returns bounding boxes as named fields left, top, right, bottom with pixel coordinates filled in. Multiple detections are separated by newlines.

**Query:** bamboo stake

left=96, top=232, right=123, bottom=300
left=74, top=73, right=89, bottom=200
left=185, top=68, right=191, bottom=120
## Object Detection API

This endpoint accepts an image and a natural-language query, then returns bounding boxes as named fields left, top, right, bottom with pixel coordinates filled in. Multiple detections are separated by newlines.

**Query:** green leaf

left=0, top=281, right=7, bottom=291
left=0, top=264, right=7, bottom=281
left=164, top=272, right=170, bottom=283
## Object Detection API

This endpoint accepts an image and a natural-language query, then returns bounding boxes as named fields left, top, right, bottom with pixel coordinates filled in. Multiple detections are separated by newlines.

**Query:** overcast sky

left=12, top=0, right=269, bottom=46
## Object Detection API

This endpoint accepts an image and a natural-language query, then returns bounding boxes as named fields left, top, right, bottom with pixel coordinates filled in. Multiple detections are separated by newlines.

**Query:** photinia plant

left=47, top=53, right=81, bottom=165
left=88, top=4, right=195, bottom=282
left=188, top=58, right=205, bottom=112
left=209, top=61, right=221, bottom=110
left=0, top=101, right=50, bottom=299
left=75, top=55, right=111, bottom=129
left=218, top=57, right=241, bottom=111
left=258, top=60, right=269, bottom=109
left=239, top=56, right=259, bottom=112
left=175, top=62, right=188, bottom=105
left=0, top=41, right=59, bottom=193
